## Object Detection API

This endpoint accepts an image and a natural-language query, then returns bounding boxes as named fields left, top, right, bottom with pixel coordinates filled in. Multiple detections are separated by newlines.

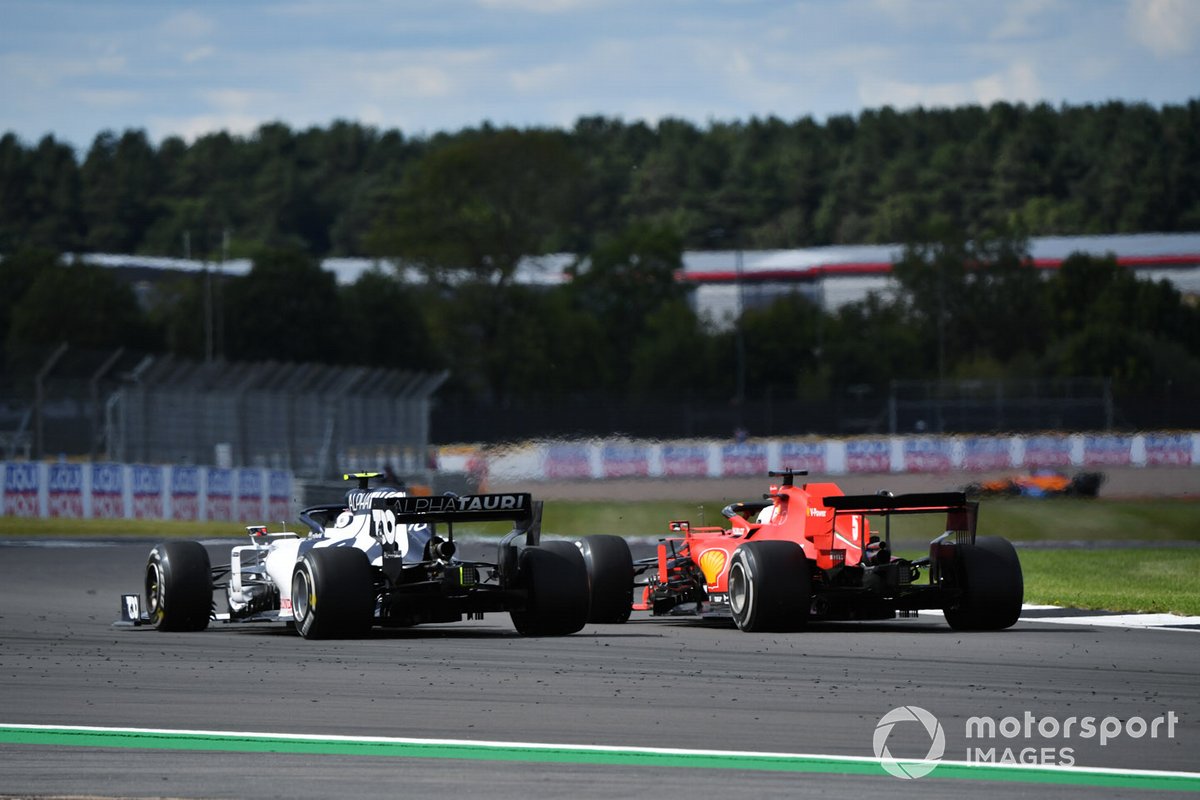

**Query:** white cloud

left=475, top=0, right=601, bottom=12
left=149, top=113, right=263, bottom=143
left=183, top=46, right=215, bottom=65
left=159, top=10, right=216, bottom=39
left=1128, top=0, right=1200, bottom=57
left=972, top=61, right=1043, bottom=105
left=372, top=65, right=456, bottom=98
left=868, top=0, right=977, bottom=33
left=76, top=89, right=141, bottom=110
left=859, top=61, right=1044, bottom=110
left=2, top=0, right=1197, bottom=149
left=992, top=0, right=1064, bottom=40
left=200, top=89, right=262, bottom=113
left=509, top=62, right=571, bottom=93
left=0, top=52, right=128, bottom=93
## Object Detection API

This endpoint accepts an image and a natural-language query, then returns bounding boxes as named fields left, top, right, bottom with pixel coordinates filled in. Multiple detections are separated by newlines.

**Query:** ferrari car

left=631, top=469, right=1023, bottom=632
left=124, top=473, right=632, bottom=639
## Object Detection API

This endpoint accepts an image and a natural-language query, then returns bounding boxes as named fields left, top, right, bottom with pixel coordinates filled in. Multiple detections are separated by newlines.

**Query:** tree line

left=2, top=99, right=1198, bottom=424
left=2, top=100, right=1199, bottom=258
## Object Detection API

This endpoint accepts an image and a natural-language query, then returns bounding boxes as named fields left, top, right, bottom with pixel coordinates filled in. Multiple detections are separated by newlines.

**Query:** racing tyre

left=291, top=547, right=375, bottom=640
left=510, top=542, right=589, bottom=636
left=728, top=541, right=812, bottom=632
left=578, top=535, right=633, bottom=624
left=943, top=536, right=1024, bottom=631
left=146, top=541, right=212, bottom=632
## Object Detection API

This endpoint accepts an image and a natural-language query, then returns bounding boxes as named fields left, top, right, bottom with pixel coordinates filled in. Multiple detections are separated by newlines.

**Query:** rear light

left=822, top=549, right=846, bottom=565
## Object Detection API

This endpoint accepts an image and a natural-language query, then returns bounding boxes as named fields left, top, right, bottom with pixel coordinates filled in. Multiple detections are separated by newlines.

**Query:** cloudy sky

left=2, top=0, right=1198, bottom=151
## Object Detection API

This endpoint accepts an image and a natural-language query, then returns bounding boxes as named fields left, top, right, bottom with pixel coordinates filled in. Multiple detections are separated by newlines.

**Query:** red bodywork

left=635, top=479, right=870, bottom=612
left=634, top=471, right=981, bottom=621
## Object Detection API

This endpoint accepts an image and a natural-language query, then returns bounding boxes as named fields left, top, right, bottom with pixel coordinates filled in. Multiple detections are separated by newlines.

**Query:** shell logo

left=698, top=549, right=729, bottom=584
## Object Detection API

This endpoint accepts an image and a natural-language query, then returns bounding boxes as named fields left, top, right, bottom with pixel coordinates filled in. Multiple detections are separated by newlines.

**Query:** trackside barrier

left=1, top=462, right=294, bottom=522
left=441, top=432, right=1200, bottom=483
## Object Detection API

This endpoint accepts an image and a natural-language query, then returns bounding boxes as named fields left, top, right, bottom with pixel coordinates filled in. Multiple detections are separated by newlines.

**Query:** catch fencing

left=1, top=348, right=446, bottom=480
left=104, top=356, right=444, bottom=478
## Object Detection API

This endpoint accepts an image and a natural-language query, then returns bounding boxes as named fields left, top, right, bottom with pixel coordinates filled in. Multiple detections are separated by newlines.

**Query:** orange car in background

left=963, top=470, right=1105, bottom=498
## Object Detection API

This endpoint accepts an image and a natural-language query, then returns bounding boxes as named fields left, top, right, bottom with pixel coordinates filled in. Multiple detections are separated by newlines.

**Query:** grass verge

left=2, top=497, right=1196, bottom=542
left=1019, top=548, right=1200, bottom=616
left=540, top=497, right=1200, bottom=542
left=0, top=516, right=258, bottom=539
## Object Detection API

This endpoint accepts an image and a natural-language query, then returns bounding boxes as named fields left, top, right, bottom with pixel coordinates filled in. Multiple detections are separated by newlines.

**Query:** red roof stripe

left=681, top=254, right=1200, bottom=283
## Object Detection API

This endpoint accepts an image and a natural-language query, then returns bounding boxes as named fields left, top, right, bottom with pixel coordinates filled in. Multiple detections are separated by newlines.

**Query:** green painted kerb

left=1, top=725, right=1198, bottom=793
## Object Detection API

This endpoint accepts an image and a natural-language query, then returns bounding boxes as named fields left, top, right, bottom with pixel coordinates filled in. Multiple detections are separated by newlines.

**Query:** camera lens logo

left=873, top=706, right=945, bottom=779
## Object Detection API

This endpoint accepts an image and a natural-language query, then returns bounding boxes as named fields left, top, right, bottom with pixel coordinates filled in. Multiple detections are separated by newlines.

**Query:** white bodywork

left=223, top=488, right=422, bottom=623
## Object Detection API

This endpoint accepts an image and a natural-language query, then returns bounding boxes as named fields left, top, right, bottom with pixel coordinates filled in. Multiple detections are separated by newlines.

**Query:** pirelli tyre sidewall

left=510, top=542, right=589, bottom=636
left=943, top=535, right=1024, bottom=631
left=291, top=547, right=375, bottom=640
left=728, top=540, right=812, bottom=633
left=145, top=541, right=212, bottom=632
left=577, top=534, right=634, bottom=624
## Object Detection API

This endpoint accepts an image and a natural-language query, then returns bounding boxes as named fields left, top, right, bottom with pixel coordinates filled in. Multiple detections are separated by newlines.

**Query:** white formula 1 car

left=124, top=474, right=633, bottom=639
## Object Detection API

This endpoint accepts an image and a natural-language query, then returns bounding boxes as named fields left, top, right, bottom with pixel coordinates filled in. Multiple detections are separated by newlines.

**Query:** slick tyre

left=291, top=547, right=375, bottom=640
left=578, top=535, right=633, bottom=624
left=943, top=536, right=1024, bottom=631
left=510, top=542, right=589, bottom=636
left=146, top=541, right=212, bottom=632
left=728, top=541, right=812, bottom=633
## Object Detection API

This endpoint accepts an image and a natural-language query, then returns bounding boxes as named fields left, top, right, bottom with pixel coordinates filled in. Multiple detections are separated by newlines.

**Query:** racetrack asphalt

left=0, top=539, right=1196, bottom=799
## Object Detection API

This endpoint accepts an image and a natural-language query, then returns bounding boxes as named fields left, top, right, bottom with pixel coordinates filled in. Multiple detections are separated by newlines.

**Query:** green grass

left=3, top=497, right=1196, bottom=542
left=842, top=497, right=1200, bottom=544
left=1019, top=548, right=1200, bottom=616
left=541, top=500, right=734, bottom=538
left=973, top=497, right=1200, bottom=542
left=534, top=497, right=1200, bottom=543
left=0, top=516, right=271, bottom=539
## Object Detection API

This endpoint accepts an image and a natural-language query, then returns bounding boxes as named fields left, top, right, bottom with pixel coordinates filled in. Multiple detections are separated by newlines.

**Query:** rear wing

left=823, top=491, right=977, bottom=546
left=373, top=493, right=542, bottom=546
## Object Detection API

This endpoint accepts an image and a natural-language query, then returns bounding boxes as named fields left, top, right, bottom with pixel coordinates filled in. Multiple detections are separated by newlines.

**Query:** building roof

left=79, top=232, right=1200, bottom=288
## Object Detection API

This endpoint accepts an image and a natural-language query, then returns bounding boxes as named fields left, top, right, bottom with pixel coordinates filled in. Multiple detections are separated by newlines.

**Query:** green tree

left=628, top=299, right=716, bottom=398
left=20, top=135, right=85, bottom=250
left=146, top=274, right=208, bottom=360
left=892, top=230, right=1043, bottom=375
left=81, top=130, right=162, bottom=252
left=822, top=292, right=925, bottom=390
left=367, top=127, right=580, bottom=286
left=0, top=248, right=56, bottom=351
left=222, top=248, right=341, bottom=363
left=737, top=293, right=825, bottom=398
left=337, top=268, right=437, bottom=370
left=1042, top=324, right=1200, bottom=389
left=0, top=134, right=30, bottom=252
left=1046, top=253, right=1200, bottom=366
left=568, top=222, right=686, bottom=391
left=6, top=258, right=153, bottom=356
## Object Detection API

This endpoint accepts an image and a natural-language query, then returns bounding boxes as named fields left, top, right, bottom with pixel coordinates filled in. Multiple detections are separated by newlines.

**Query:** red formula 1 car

left=630, top=470, right=1023, bottom=632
